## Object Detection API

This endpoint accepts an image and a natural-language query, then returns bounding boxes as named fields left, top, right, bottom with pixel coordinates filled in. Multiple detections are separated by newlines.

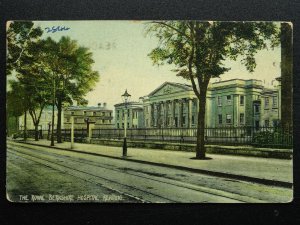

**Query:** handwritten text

left=45, top=26, right=70, bottom=33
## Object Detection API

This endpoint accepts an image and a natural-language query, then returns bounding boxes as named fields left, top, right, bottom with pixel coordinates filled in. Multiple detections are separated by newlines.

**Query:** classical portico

left=142, top=82, right=199, bottom=128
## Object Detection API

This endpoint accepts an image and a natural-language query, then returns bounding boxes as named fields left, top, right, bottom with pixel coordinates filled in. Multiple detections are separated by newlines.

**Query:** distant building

left=18, top=106, right=62, bottom=130
left=114, top=102, right=144, bottom=129
left=63, top=103, right=114, bottom=130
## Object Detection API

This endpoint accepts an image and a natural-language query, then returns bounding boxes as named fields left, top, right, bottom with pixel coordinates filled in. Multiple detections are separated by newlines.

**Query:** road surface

left=6, top=141, right=292, bottom=203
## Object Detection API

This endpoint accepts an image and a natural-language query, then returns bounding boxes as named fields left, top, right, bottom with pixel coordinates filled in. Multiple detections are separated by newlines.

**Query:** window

left=265, top=97, right=269, bottom=108
left=226, top=114, right=232, bottom=124
left=218, top=114, right=222, bottom=124
left=192, top=115, right=195, bottom=125
left=218, top=96, right=222, bottom=106
left=84, top=111, right=87, bottom=115
left=255, top=121, right=260, bottom=130
left=71, top=111, right=74, bottom=115
left=110, top=112, right=112, bottom=116
left=240, top=113, right=244, bottom=124
left=254, top=105, right=260, bottom=113
left=102, top=119, right=105, bottom=123
left=102, top=112, right=105, bottom=116
left=265, top=120, right=269, bottom=127
left=122, top=123, right=124, bottom=128
left=240, top=96, right=244, bottom=105
left=127, top=123, right=129, bottom=128
left=273, top=96, right=277, bottom=108
left=227, top=95, right=232, bottom=104
left=117, top=123, right=119, bottom=128
left=182, top=116, right=186, bottom=125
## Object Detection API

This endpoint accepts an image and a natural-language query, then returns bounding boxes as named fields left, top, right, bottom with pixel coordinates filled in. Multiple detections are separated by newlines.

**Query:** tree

left=6, top=21, right=43, bottom=75
left=40, top=37, right=100, bottom=143
left=146, top=21, right=279, bottom=159
left=280, top=22, right=292, bottom=130
left=7, top=80, right=28, bottom=137
left=7, top=21, right=44, bottom=140
left=13, top=39, right=52, bottom=141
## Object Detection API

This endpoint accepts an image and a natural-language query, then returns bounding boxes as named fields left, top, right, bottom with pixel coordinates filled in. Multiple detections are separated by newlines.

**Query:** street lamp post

left=121, top=89, right=131, bottom=157
left=47, top=122, right=51, bottom=140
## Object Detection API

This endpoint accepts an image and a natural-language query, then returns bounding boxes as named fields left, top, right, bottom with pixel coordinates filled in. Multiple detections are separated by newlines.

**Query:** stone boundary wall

left=90, top=138, right=292, bottom=159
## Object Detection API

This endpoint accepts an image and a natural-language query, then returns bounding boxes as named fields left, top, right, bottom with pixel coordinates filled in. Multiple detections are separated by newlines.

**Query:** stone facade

left=64, top=103, right=113, bottom=130
left=114, top=102, right=144, bottom=128
left=141, top=79, right=281, bottom=128
left=259, top=88, right=280, bottom=128
left=208, top=79, right=265, bottom=127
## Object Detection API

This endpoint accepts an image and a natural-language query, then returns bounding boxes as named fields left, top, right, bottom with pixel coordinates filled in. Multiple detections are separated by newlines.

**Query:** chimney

left=103, top=102, right=107, bottom=107
left=98, top=103, right=101, bottom=107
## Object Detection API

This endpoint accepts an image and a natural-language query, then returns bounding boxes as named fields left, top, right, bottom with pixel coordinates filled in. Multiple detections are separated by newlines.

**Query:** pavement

left=9, top=138, right=293, bottom=188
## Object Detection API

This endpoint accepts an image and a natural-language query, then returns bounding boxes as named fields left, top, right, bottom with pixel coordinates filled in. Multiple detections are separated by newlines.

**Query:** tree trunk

left=195, top=88, right=207, bottom=159
left=34, top=124, right=39, bottom=141
left=15, top=116, right=19, bottom=134
left=24, top=110, right=27, bottom=141
left=56, top=98, right=62, bottom=143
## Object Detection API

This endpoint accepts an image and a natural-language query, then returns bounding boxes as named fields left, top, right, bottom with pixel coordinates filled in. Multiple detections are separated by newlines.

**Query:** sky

left=32, top=21, right=281, bottom=110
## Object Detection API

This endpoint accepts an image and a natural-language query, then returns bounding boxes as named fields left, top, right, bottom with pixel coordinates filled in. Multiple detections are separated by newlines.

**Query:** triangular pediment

left=148, top=82, right=192, bottom=97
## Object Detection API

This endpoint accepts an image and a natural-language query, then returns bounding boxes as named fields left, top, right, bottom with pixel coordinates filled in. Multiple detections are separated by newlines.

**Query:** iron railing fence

left=24, top=126, right=293, bottom=148
left=91, top=126, right=293, bottom=148
left=25, top=129, right=88, bottom=143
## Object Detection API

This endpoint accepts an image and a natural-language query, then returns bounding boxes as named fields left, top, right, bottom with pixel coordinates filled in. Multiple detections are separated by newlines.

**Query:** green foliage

left=6, top=21, right=43, bottom=75
left=252, top=130, right=292, bottom=147
left=253, top=131, right=275, bottom=144
left=146, top=21, right=279, bottom=83
left=7, top=80, right=27, bottom=117
left=7, top=22, right=99, bottom=138
left=39, top=36, right=100, bottom=108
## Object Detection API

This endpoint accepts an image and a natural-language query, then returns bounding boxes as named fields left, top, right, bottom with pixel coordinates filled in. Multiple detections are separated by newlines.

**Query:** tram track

left=7, top=142, right=267, bottom=203
left=7, top=148, right=169, bottom=203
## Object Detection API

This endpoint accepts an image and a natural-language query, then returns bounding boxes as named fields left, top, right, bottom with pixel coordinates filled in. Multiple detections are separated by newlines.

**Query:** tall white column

left=178, top=100, right=182, bottom=128
left=172, top=100, right=175, bottom=127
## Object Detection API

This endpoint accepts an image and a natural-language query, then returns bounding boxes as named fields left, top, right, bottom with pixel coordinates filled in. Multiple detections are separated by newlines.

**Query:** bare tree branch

left=150, top=21, right=191, bottom=41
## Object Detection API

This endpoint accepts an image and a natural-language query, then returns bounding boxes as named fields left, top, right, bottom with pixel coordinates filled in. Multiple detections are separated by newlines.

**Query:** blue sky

left=34, top=21, right=281, bottom=109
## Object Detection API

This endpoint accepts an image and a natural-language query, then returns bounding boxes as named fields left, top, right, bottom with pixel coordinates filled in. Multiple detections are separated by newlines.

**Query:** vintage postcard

left=6, top=21, right=293, bottom=203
